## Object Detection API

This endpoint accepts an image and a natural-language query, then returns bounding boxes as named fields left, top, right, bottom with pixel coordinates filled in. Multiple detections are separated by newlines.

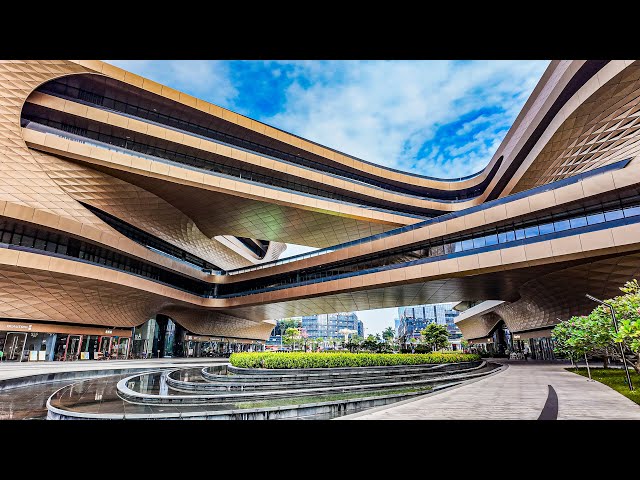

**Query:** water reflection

left=159, top=373, right=168, bottom=396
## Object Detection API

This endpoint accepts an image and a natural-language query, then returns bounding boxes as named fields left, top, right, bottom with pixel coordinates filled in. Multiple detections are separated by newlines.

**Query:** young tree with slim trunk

left=610, top=279, right=640, bottom=374
left=283, top=327, right=301, bottom=351
left=420, top=323, right=449, bottom=352
left=552, top=280, right=640, bottom=374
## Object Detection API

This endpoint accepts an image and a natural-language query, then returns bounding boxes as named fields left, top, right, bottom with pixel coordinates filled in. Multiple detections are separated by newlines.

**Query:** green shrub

left=229, top=351, right=480, bottom=369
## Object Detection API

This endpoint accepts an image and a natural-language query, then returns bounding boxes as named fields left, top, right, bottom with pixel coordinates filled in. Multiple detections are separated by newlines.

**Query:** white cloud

left=106, top=59, right=548, bottom=178
left=266, top=60, right=549, bottom=177
left=105, top=60, right=239, bottom=109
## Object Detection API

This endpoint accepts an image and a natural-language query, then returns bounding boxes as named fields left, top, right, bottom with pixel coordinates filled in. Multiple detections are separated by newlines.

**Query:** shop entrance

left=98, top=336, right=112, bottom=360
left=115, top=337, right=130, bottom=359
left=80, top=335, right=98, bottom=360
left=66, top=335, right=81, bottom=361
left=153, top=315, right=185, bottom=358
left=3, top=332, right=27, bottom=361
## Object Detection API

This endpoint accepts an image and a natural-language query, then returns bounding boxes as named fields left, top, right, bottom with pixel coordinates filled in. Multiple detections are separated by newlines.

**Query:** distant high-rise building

left=394, top=318, right=402, bottom=337
left=397, top=303, right=462, bottom=349
left=357, top=320, right=364, bottom=338
left=301, top=312, right=360, bottom=339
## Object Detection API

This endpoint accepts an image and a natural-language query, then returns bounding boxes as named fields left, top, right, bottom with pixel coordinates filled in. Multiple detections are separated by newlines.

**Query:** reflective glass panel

left=569, top=216, right=588, bottom=228
left=586, top=212, right=605, bottom=225
left=524, top=226, right=539, bottom=238
left=604, top=209, right=624, bottom=221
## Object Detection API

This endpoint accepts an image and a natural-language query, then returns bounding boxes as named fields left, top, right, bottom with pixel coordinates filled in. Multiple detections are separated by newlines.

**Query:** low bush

left=229, top=351, right=480, bottom=369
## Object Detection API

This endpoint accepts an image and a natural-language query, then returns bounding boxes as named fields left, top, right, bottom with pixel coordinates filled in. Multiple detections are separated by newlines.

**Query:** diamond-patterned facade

left=0, top=60, right=639, bottom=342
left=513, top=61, right=640, bottom=192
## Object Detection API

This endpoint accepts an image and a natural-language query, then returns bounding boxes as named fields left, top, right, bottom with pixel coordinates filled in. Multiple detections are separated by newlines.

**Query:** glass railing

left=220, top=159, right=632, bottom=275
left=40, top=80, right=492, bottom=194
left=0, top=217, right=212, bottom=297
left=23, top=120, right=427, bottom=219
left=5, top=188, right=635, bottom=300
left=80, top=202, right=221, bottom=271
left=215, top=202, right=640, bottom=298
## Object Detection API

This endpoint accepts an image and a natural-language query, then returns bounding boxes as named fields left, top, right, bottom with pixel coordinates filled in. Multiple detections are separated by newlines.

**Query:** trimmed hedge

left=229, top=351, right=480, bottom=369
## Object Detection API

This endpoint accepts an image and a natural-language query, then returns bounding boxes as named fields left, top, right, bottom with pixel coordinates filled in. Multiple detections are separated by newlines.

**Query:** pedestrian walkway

left=0, top=357, right=228, bottom=381
left=340, top=361, right=640, bottom=420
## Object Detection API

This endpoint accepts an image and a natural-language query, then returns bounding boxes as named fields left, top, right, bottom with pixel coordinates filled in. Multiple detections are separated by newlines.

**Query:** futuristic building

left=1, top=60, right=640, bottom=361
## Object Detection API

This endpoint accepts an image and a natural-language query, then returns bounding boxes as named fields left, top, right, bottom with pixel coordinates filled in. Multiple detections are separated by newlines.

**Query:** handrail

left=221, top=158, right=632, bottom=275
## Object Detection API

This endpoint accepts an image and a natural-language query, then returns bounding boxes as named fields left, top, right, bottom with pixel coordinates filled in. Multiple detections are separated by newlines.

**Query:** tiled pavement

left=340, top=361, right=640, bottom=420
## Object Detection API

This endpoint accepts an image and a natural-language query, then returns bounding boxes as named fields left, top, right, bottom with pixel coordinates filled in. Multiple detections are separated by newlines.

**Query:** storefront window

left=529, top=337, right=556, bottom=360
left=54, top=335, right=68, bottom=361
left=24, top=332, right=55, bottom=361
left=1, top=332, right=27, bottom=361
left=117, top=337, right=130, bottom=359
left=132, top=318, right=156, bottom=359
left=80, top=335, right=98, bottom=360
left=98, top=336, right=112, bottom=359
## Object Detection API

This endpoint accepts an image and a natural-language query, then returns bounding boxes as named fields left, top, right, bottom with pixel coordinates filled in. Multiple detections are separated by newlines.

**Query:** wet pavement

left=0, top=380, right=68, bottom=419
left=170, top=366, right=227, bottom=383
left=48, top=372, right=254, bottom=418
left=0, top=358, right=228, bottom=381
left=4, top=362, right=495, bottom=420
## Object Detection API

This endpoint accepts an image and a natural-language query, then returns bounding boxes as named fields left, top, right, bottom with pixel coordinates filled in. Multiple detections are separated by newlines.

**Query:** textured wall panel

left=456, top=312, right=503, bottom=340
left=457, top=252, right=640, bottom=339
left=513, top=61, right=640, bottom=192
left=34, top=151, right=261, bottom=270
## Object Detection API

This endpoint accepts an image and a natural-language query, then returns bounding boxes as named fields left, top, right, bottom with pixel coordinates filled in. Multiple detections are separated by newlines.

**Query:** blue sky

left=107, top=60, right=549, bottom=333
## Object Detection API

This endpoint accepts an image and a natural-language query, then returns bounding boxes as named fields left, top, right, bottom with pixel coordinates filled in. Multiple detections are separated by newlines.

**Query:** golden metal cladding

left=1, top=60, right=640, bottom=341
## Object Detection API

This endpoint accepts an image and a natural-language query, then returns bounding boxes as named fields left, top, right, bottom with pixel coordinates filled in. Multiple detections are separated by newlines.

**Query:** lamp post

left=585, top=293, right=634, bottom=391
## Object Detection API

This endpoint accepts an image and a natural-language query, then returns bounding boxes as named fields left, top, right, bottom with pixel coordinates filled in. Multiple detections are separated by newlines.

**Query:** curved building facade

left=1, top=60, right=640, bottom=360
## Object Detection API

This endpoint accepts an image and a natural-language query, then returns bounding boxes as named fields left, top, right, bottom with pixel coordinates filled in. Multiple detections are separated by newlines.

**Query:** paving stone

left=343, top=362, right=640, bottom=420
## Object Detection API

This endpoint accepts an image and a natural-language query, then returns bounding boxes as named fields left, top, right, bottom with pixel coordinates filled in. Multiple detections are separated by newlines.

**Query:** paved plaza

left=341, top=361, right=640, bottom=420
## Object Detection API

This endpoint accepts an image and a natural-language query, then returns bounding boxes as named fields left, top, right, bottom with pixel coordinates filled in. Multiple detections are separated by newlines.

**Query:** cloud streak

left=106, top=59, right=548, bottom=178
left=264, top=60, right=548, bottom=177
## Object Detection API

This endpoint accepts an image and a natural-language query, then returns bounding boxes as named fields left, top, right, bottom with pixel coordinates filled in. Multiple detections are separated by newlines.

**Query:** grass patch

left=233, top=386, right=433, bottom=409
left=567, top=367, right=640, bottom=406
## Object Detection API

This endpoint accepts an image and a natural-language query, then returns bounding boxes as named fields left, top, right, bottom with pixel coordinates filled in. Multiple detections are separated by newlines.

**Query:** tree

left=552, top=279, right=640, bottom=374
left=382, top=327, right=395, bottom=345
left=300, top=328, right=309, bottom=352
left=420, top=323, right=449, bottom=352
left=283, top=327, right=301, bottom=350
left=343, top=334, right=361, bottom=353
left=279, top=317, right=301, bottom=333
left=610, top=279, right=640, bottom=374
left=343, top=335, right=363, bottom=353
left=314, top=337, right=324, bottom=351
left=551, top=315, right=609, bottom=366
